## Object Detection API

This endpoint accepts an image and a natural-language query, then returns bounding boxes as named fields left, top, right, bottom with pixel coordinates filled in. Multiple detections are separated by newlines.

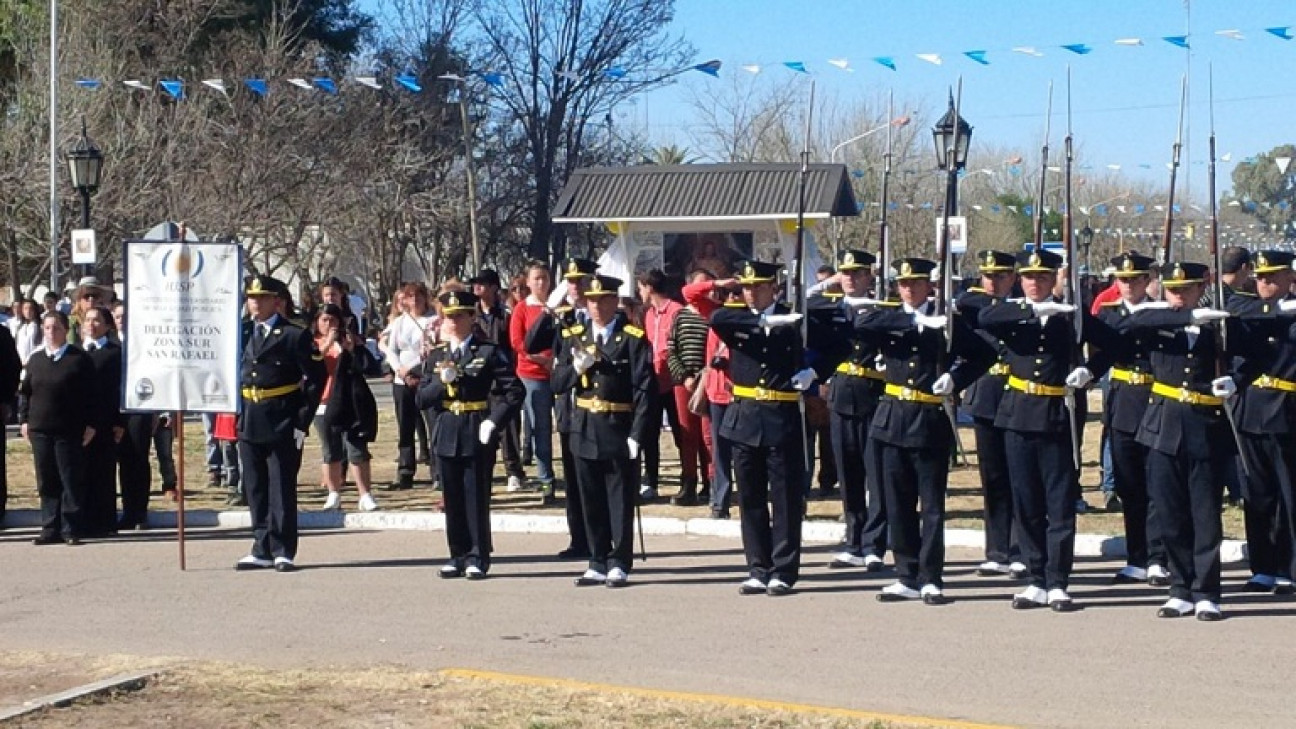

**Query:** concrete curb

left=0, top=670, right=160, bottom=722
left=1, top=508, right=1250, bottom=563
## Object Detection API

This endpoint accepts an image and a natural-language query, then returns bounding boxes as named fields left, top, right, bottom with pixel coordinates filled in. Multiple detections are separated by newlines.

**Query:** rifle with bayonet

left=792, top=80, right=815, bottom=473
left=1207, top=66, right=1251, bottom=477
left=879, top=90, right=895, bottom=297
left=1159, top=76, right=1188, bottom=269
left=1062, top=70, right=1082, bottom=471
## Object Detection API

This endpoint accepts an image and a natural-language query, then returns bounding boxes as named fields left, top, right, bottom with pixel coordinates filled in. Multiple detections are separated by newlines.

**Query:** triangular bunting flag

left=1276, top=156, right=1291, bottom=174
left=963, top=50, right=989, bottom=65
left=872, top=57, right=896, bottom=71
left=75, top=78, right=102, bottom=90
left=1008, top=205, right=1019, bottom=213
left=827, top=58, right=850, bottom=71
left=1216, top=29, right=1245, bottom=41
left=1164, top=35, right=1190, bottom=49
left=1221, top=152, right=1232, bottom=162
left=1266, top=27, right=1293, bottom=40
left=159, top=79, right=184, bottom=99
left=201, top=79, right=227, bottom=95
left=603, top=67, right=627, bottom=80
left=395, top=74, right=422, bottom=92
left=692, top=60, right=721, bottom=77
left=1117, top=206, right=1127, bottom=213
left=1114, top=38, right=1143, bottom=46
left=123, top=80, right=150, bottom=91
left=287, top=78, right=312, bottom=90
left=741, top=64, right=762, bottom=74
left=916, top=53, right=942, bottom=65
left=783, top=61, right=808, bottom=74
left=1012, top=46, right=1043, bottom=57
left=1172, top=204, right=1181, bottom=213
left=313, top=78, right=337, bottom=94
left=355, top=76, right=382, bottom=90
left=482, top=72, right=505, bottom=88
left=244, top=78, right=268, bottom=96
left=1062, top=44, right=1092, bottom=55
left=1107, top=164, right=1122, bottom=170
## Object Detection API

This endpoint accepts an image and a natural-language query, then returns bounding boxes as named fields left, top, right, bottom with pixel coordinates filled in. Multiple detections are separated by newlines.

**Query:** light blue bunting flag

left=963, top=50, right=989, bottom=65
left=873, top=57, right=896, bottom=71
left=244, top=78, right=268, bottom=96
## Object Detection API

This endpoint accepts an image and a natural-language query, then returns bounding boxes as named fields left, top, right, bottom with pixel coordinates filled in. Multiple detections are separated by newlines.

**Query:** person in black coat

left=978, top=250, right=1120, bottom=612
left=956, top=250, right=1023, bottom=578
left=417, top=291, right=524, bottom=579
left=79, top=306, right=125, bottom=537
left=551, top=275, right=654, bottom=588
left=0, top=321, right=21, bottom=524
left=234, top=276, right=325, bottom=573
left=18, top=311, right=95, bottom=544
left=806, top=249, right=889, bottom=571
left=1115, top=262, right=1233, bottom=620
left=313, top=304, right=380, bottom=512
left=708, top=260, right=817, bottom=597
left=850, top=258, right=995, bottom=605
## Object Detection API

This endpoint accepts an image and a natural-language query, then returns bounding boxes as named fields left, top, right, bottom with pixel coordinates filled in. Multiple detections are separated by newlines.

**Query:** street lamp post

left=932, top=94, right=972, bottom=273
left=65, top=119, right=104, bottom=279
left=828, top=114, right=911, bottom=260
left=439, top=74, right=482, bottom=276
left=1079, top=225, right=1094, bottom=273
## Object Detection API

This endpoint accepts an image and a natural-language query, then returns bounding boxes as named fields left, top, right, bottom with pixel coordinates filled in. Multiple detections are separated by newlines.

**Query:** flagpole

left=49, top=0, right=60, bottom=294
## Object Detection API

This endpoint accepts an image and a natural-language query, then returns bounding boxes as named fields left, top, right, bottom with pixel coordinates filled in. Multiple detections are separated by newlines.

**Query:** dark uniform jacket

left=854, top=302, right=994, bottom=450
left=0, top=326, right=21, bottom=414
left=551, top=318, right=654, bottom=460
left=84, top=339, right=126, bottom=433
left=807, top=293, right=884, bottom=419
left=1227, top=292, right=1296, bottom=435
left=955, top=288, right=1009, bottom=422
left=978, top=299, right=1117, bottom=434
left=238, top=315, right=325, bottom=444
left=710, top=303, right=807, bottom=448
left=526, top=305, right=580, bottom=433
left=416, top=337, right=523, bottom=459
left=1117, top=308, right=1234, bottom=457
left=1096, top=299, right=1156, bottom=435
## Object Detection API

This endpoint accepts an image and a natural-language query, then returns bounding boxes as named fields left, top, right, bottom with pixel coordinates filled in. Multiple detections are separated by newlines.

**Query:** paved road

left=2, top=526, right=1293, bottom=728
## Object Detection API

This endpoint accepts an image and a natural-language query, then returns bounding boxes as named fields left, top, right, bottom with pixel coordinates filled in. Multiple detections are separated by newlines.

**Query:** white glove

left=572, top=348, right=596, bottom=375
left=1191, top=308, right=1230, bottom=325
left=1065, top=366, right=1094, bottom=388
left=1279, top=299, right=1296, bottom=312
left=931, top=372, right=955, bottom=396
left=293, top=429, right=306, bottom=450
left=438, top=362, right=458, bottom=383
left=791, top=368, right=817, bottom=391
left=914, top=314, right=947, bottom=330
left=843, top=296, right=880, bottom=311
left=1211, top=376, right=1238, bottom=399
left=760, top=313, right=803, bottom=328
left=478, top=420, right=496, bottom=444
left=1031, top=301, right=1076, bottom=317
left=626, top=437, right=640, bottom=459
left=1127, top=300, right=1172, bottom=314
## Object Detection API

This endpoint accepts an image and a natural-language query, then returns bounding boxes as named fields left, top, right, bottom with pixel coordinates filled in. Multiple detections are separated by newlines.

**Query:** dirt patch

left=5, top=657, right=932, bottom=728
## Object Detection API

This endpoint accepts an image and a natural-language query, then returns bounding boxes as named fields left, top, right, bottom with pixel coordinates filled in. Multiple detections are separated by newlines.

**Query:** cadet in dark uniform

left=853, top=258, right=993, bottom=605
left=524, top=257, right=598, bottom=559
left=551, top=274, right=654, bottom=588
left=979, top=250, right=1118, bottom=611
left=709, top=260, right=815, bottom=596
left=1116, top=262, right=1232, bottom=620
left=235, top=275, right=325, bottom=573
left=807, top=249, right=888, bottom=571
left=1095, top=252, right=1168, bottom=586
left=79, top=306, right=125, bottom=537
left=417, top=291, right=524, bottom=579
left=956, top=250, right=1024, bottom=578
left=1228, top=250, right=1296, bottom=594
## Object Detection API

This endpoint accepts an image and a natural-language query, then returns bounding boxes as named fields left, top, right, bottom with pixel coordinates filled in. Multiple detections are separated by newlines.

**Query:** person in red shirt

left=509, top=261, right=558, bottom=491
left=636, top=269, right=684, bottom=501
left=681, top=276, right=741, bottom=519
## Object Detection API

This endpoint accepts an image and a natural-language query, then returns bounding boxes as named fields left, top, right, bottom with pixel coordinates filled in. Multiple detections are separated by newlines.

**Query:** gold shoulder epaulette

left=561, top=324, right=585, bottom=338
left=877, top=299, right=901, bottom=308
left=1234, top=291, right=1257, bottom=298
left=967, top=286, right=986, bottom=294
left=722, top=300, right=746, bottom=308
left=1100, top=300, right=1123, bottom=308
left=623, top=324, right=644, bottom=338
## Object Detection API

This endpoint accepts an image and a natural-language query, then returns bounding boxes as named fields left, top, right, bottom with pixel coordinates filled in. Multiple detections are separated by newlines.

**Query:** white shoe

left=1047, top=588, right=1076, bottom=612
left=829, top=551, right=867, bottom=568
left=322, top=491, right=341, bottom=510
left=766, top=578, right=793, bottom=596
left=358, top=493, right=378, bottom=512
left=1157, top=597, right=1194, bottom=618
left=575, top=569, right=607, bottom=586
left=234, top=554, right=273, bottom=571
left=1147, top=564, right=1171, bottom=586
left=507, top=475, right=524, bottom=493
left=606, top=567, right=629, bottom=587
left=1011, top=585, right=1048, bottom=609
left=977, top=561, right=1009, bottom=576
left=272, top=556, right=296, bottom=572
left=465, top=565, right=486, bottom=580
left=1194, top=600, right=1223, bottom=621
left=863, top=554, right=885, bottom=571
left=877, top=581, right=921, bottom=601
left=919, top=584, right=949, bottom=604
left=739, top=578, right=767, bottom=595
left=1008, top=562, right=1029, bottom=579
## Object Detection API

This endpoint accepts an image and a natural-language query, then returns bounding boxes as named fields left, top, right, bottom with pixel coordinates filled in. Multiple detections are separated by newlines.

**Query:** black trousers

left=81, top=431, right=119, bottom=535
left=117, top=414, right=154, bottom=525
left=878, top=442, right=949, bottom=588
left=731, top=437, right=805, bottom=585
left=810, top=417, right=838, bottom=490
left=1004, top=429, right=1077, bottom=591
left=973, top=417, right=1017, bottom=564
left=830, top=411, right=887, bottom=558
left=240, top=435, right=302, bottom=560
left=30, top=430, right=85, bottom=538
left=642, top=390, right=682, bottom=489
left=1110, top=427, right=1165, bottom=569
left=1147, top=448, right=1224, bottom=603
left=575, top=455, right=636, bottom=573
left=439, top=449, right=496, bottom=570
left=0, top=424, right=7, bottom=520
left=499, top=406, right=525, bottom=479
left=1240, top=433, right=1295, bottom=579
left=559, top=433, right=589, bottom=553
left=392, top=383, right=431, bottom=477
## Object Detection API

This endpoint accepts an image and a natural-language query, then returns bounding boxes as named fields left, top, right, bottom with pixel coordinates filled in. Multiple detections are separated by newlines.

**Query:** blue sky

left=637, top=0, right=1296, bottom=199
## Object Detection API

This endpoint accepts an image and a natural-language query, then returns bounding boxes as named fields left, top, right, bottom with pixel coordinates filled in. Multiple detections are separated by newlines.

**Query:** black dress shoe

left=922, top=592, right=952, bottom=606
left=1242, top=579, right=1275, bottom=593
left=1148, top=575, right=1171, bottom=587
left=1011, top=597, right=1045, bottom=610
left=1112, top=573, right=1141, bottom=585
left=1050, top=599, right=1079, bottom=613
left=1157, top=606, right=1190, bottom=618
left=556, top=547, right=591, bottom=560
left=766, top=580, right=793, bottom=596
left=710, top=509, right=730, bottom=520
left=876, top=592, right=911, bottom=603
left=1275, top=583, right=1295, bottom=596
left=32, top=534, right=62, bottom=546
left=274, top=561, right=297, bottom=573
left=670, top=492, right=697, bottom=507
left=574, top=573, right=606, bottom=587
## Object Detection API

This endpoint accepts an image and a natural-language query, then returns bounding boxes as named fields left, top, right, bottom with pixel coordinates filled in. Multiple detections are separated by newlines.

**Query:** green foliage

left=1227, top=144, right=1296, bottom=239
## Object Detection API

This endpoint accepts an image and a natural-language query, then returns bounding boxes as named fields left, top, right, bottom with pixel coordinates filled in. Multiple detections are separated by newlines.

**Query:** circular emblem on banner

left=135, top=378, right=155, bottom=402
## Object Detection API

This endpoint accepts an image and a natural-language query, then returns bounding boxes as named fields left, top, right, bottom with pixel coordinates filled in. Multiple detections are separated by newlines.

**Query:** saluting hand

left=760, top=313, right=802, bottom=329
left=1031, top=301, right=1075, bottom=318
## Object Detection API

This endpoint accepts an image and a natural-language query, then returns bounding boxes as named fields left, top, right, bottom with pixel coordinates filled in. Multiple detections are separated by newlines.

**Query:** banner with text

left=122, top=240, right=242, bottom=412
